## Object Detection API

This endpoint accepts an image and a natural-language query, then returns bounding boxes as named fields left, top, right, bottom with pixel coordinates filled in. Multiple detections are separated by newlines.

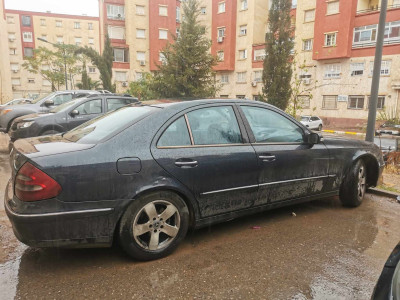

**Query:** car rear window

left=63, top=106, right=157, bottom=143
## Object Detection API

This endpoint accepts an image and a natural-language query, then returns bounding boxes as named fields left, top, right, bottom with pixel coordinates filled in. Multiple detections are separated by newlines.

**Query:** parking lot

left=1, top=133, right=400, bottom=299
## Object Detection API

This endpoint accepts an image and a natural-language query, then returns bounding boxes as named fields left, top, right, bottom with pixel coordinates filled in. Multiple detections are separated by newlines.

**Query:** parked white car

left=300, top=115, right=323, bottom=131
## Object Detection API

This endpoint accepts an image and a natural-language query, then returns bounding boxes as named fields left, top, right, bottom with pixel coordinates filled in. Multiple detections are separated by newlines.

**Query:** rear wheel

left=118, top=191, right=189, bottom=261
left=339, top=160, right=367, bottom=207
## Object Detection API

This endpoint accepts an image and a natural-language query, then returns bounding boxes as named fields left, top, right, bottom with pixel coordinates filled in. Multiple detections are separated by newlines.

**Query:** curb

left=367, top=188, right=400, bottom=199
left=323, top=129, right=365, bottom=136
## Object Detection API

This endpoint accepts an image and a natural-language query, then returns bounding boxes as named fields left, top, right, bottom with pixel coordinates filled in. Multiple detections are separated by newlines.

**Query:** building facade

left=295, top=0, right=400, bottom=127
left=4, top=9, right=101, bottom=99
left=0, top=0, right=12, bottom=103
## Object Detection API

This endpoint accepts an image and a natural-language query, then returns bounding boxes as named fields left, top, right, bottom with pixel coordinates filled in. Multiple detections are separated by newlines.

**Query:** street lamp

left=37, top=37, right=68, bottom=90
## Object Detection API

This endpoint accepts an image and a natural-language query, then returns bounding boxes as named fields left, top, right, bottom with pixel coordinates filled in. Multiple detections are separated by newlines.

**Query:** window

left=253, top=95, right=260, bottom=101
left=254, top=70, right=262, bottom=82
left=28, top=78, right=35, bottom=84
left=239, top=25, right=247, bottom=36
left=57, top=36, right=63, bottom=44
left=217, top=51, right=224, bottom=61
left=237, top=72, right=247, bottom=83
left=88, top=23, right=93, bottom=30
left=394, top=0, right=400, bottom=5
left=327, top=1, right=339, bottom=15
left=384, top=21, right=400, bottom=41
left=158, top=117, right=191, bottom=147
left=370, top=60, right=391, bottom=76
left=176, top=7, right=181, bottom=22
left=200, top=7, right=206, bottom=14
left=159, top=29, right=168, bottom=39
left=75, top=99, right=102, bottom=115
left=89, top=67, right=96, bottom=73
left=324, top=63, right=341, bottom=78
left=325, top=32, right=337, bottom=46
left=108, top=26, right=125, bottom=40
left=187, top=106, right=242, bottom=145
left=136, top=72, right=143, bottom=81
left=254, top=49, right=266, bottom=61
left=239, top=49, right=247, bottom=59
left=322, top=95, right=338, bottom=109
left=220, top=74, right=229, bottom=84
left=298, top=96, right=311, bottom=108
left=40, top=19, right=46, bottom=26
left=220, top=95, right=229, bottom=98
left=22, top=15, right=31, bottom=27
left=24, top=47, right=34, bottom=57
left=136, top=5, right=145, bottom=15
left=241, top=106, right=304, bottom=143
left=7, top=16, right=14, bottom=24
left=368, top=96, right=385, bottom=109
left=11, top=63, right=19, bottom=71
left=107, top=4, right=125, bottom=20
left=302, top=39, right=313, bottom=51
left=40, top=35, right=47, bottom=41
left=159, top=52, right=166, bottom=63
left=106, top=98, right=133, bottom=112
left=56, top=20, right=62, bottom=27
left=218, top=2, right=226, bottom=13
left=75, top=37, right=82, bottom=46
left=353, top=25, right=377, bottom=44
left=241, top=0, right=248, bottom=10
left=88, top=38, right=94, bottom=45
left=235, top=95, right=245, bottom=99
left=136, top=29, right=145, bottom=39
left=53, top=93, right=73, bottom=106
left=74, top=22, right=81, bottom=29
left=348, top=96, right=364, bottom=109
left=8, top=33, right=16, bottom=41
left=22, top=32, right=33, bottom=42
left=350, top=62, right=364, bottom=76
left=304, top=9, right=315, bottom=22
left=11, top=78, right=21, bottom=86
left=159, top=5, right=168, bottom=16
left=113, top=48, right=129, bottom=62
left=217, top=28, right=226, bottom=39
left=9, top=48, right=16, bottom=55
left=136, top=51, right=146, bottom=61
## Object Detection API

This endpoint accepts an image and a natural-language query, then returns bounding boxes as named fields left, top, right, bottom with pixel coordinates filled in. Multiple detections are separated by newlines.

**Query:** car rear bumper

left=4, top=181, right=116, bottom=248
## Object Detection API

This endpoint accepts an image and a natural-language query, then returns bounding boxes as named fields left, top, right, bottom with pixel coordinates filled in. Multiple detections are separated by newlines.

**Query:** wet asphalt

left=0, top=134, right=400, bottom=299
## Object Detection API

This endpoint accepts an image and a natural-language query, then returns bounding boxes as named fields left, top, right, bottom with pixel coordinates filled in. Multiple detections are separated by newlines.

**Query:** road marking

left=322, top=130, right=365, bottom=136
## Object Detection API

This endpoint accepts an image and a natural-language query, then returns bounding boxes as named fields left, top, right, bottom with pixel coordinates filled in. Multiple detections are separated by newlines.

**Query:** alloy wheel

left=357, top=165, right=366, bottom=199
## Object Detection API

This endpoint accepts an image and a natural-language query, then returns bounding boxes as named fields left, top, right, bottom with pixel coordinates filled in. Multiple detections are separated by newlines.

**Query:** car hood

left=13, top=134, right=95, bottom=159
left=14, top=112, right=54, bottom=123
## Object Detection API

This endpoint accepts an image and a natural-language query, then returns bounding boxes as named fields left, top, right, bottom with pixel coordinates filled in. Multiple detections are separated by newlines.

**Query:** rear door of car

left=238, top=104, right=331, bottom=205
left=151, top=104, right=259, bottom=218
left=66, top=98, right=103, bottom=130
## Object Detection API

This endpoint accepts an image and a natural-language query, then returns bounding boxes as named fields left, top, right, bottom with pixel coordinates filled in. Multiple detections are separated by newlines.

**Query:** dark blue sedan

left=5, top=100, right=384, bottom=260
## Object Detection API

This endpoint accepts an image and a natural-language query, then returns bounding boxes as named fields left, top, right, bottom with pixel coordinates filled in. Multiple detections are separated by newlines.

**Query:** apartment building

left=0, top=0, right=12, bottom=103
left=4, top=9, right=101, bottom=99
left=295, top=0, right=400, bottom=127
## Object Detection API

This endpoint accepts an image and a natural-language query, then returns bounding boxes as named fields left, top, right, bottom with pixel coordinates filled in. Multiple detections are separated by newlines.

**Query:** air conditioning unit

left=122, top=82, right=128, bottom=87
left=140, top=60, right=146, bottom=66
left=303, top=78, right=311, bottom=85
left=117, top=13, right=122, bottom=19
left=251, top=81, right=257, bottom=87
left=217, top=36, right=224, bottom=43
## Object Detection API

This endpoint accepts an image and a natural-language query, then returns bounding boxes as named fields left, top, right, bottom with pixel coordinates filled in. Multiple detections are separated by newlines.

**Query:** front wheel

left=339, top=160, right=367, bottom=207
left=118, top=191, right=189, bottom=261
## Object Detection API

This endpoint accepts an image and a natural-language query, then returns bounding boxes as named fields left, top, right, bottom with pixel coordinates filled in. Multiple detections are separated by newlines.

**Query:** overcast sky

left=5, top=0, right=99, bottom=17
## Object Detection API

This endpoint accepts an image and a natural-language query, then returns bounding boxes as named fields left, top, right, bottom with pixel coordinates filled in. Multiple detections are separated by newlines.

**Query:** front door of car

left=238, top=105, right=331, bottom=205
left=67, top=98, right=103, bottom=130
left=151, top=105, right=259, bottom=218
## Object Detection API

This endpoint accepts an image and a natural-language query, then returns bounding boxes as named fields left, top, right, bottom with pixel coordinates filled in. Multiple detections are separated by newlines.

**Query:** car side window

left=241, top=106, right=304, bottom=143
left=53, top=93, right=73, bottom=106
left=158, top=117, right=191, bottom=147
left=107, top=98, right=134, bottom=112
left=186, top=106, right=242, bottom=145
left=311, top=116, right=319, bottom=121
left=74, top=99, right=102, bottom=115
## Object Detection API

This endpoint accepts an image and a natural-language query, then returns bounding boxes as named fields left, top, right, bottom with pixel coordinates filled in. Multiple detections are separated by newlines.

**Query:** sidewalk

left=0, top=133, right=9, bottom=153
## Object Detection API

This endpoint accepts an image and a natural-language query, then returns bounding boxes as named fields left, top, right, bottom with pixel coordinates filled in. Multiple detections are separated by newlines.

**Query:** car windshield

left=29, top=92, right=54, bottom=104
left=63, top=105, right=157, bottom=143
left=50, top=98, right=85, bottom=113
left=301, top=116, right=310, bottom=122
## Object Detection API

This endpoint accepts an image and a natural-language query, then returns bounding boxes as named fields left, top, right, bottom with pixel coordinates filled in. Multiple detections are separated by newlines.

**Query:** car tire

left=318, top=124, right=322, bottom=131
left=40, top=130, right=60, bottom=136
left=339, top=160, right=367, bottom=207
left=118, top=191, right=189, bottom=261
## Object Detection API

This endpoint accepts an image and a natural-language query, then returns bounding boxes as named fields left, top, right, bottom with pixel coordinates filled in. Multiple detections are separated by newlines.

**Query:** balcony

left=356, top=0, right=400, bottom=15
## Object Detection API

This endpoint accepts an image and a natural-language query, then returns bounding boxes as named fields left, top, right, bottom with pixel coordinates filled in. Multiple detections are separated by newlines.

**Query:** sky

left=5, top=0, right=99, bottom=17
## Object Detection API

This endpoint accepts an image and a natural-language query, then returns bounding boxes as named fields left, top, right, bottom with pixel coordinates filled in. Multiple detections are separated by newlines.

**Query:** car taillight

left=15, top=162, right=61, bottom=202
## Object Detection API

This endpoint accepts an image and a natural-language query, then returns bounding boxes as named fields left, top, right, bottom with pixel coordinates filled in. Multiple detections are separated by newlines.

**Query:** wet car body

left=8, top=94, right=139, bottom=142
left=4, top=100, right=384, bottom=253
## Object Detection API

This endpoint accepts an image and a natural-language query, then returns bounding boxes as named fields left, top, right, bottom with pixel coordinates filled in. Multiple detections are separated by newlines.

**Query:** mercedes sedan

left=5, top=100, right=384, bottom=261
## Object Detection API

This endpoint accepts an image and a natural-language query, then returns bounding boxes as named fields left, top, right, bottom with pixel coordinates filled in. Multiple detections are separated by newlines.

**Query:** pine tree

left=80, top=61, right=90, bottom=90
left=261, top=0, right=294, bottom=110
left=150, top=0, right=217, bottom=98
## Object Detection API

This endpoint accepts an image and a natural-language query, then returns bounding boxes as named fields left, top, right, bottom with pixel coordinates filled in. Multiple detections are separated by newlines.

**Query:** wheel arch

left=352, top=153, right=380, bottom=187
left=39, top=124, right=65, bottom=135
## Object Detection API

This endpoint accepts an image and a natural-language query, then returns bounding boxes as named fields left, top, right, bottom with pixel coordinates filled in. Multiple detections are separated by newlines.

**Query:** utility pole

left=366, top=0, right=388, bottom=142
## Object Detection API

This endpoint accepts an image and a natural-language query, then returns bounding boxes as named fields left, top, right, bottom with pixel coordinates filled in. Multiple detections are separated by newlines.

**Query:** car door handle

left=175, top=160, right=198, bottom=168
left=259, top=155, right=276, bottom=162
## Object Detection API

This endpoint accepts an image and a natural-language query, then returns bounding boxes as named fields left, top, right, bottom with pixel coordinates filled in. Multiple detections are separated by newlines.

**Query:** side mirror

left=70, top=109, right=79, bottom=117
left=307, top=132, right=320, bottom=145
left=44, top=99, right=54, bottom=107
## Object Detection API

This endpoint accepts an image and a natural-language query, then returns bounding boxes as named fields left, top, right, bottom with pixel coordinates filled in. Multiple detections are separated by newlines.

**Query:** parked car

left=300, top=115, right=323, bottom=131
left=376, top=120, right=400, bottom=136
left=5, top=99, right=384, bottom=261
left=8, top=94, right=139, bottom=142
left=0, top=90, right=100, bottom=133
left=372, top=241, right=400, bottom=299
left=0, top=98, right=32, bottom=107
